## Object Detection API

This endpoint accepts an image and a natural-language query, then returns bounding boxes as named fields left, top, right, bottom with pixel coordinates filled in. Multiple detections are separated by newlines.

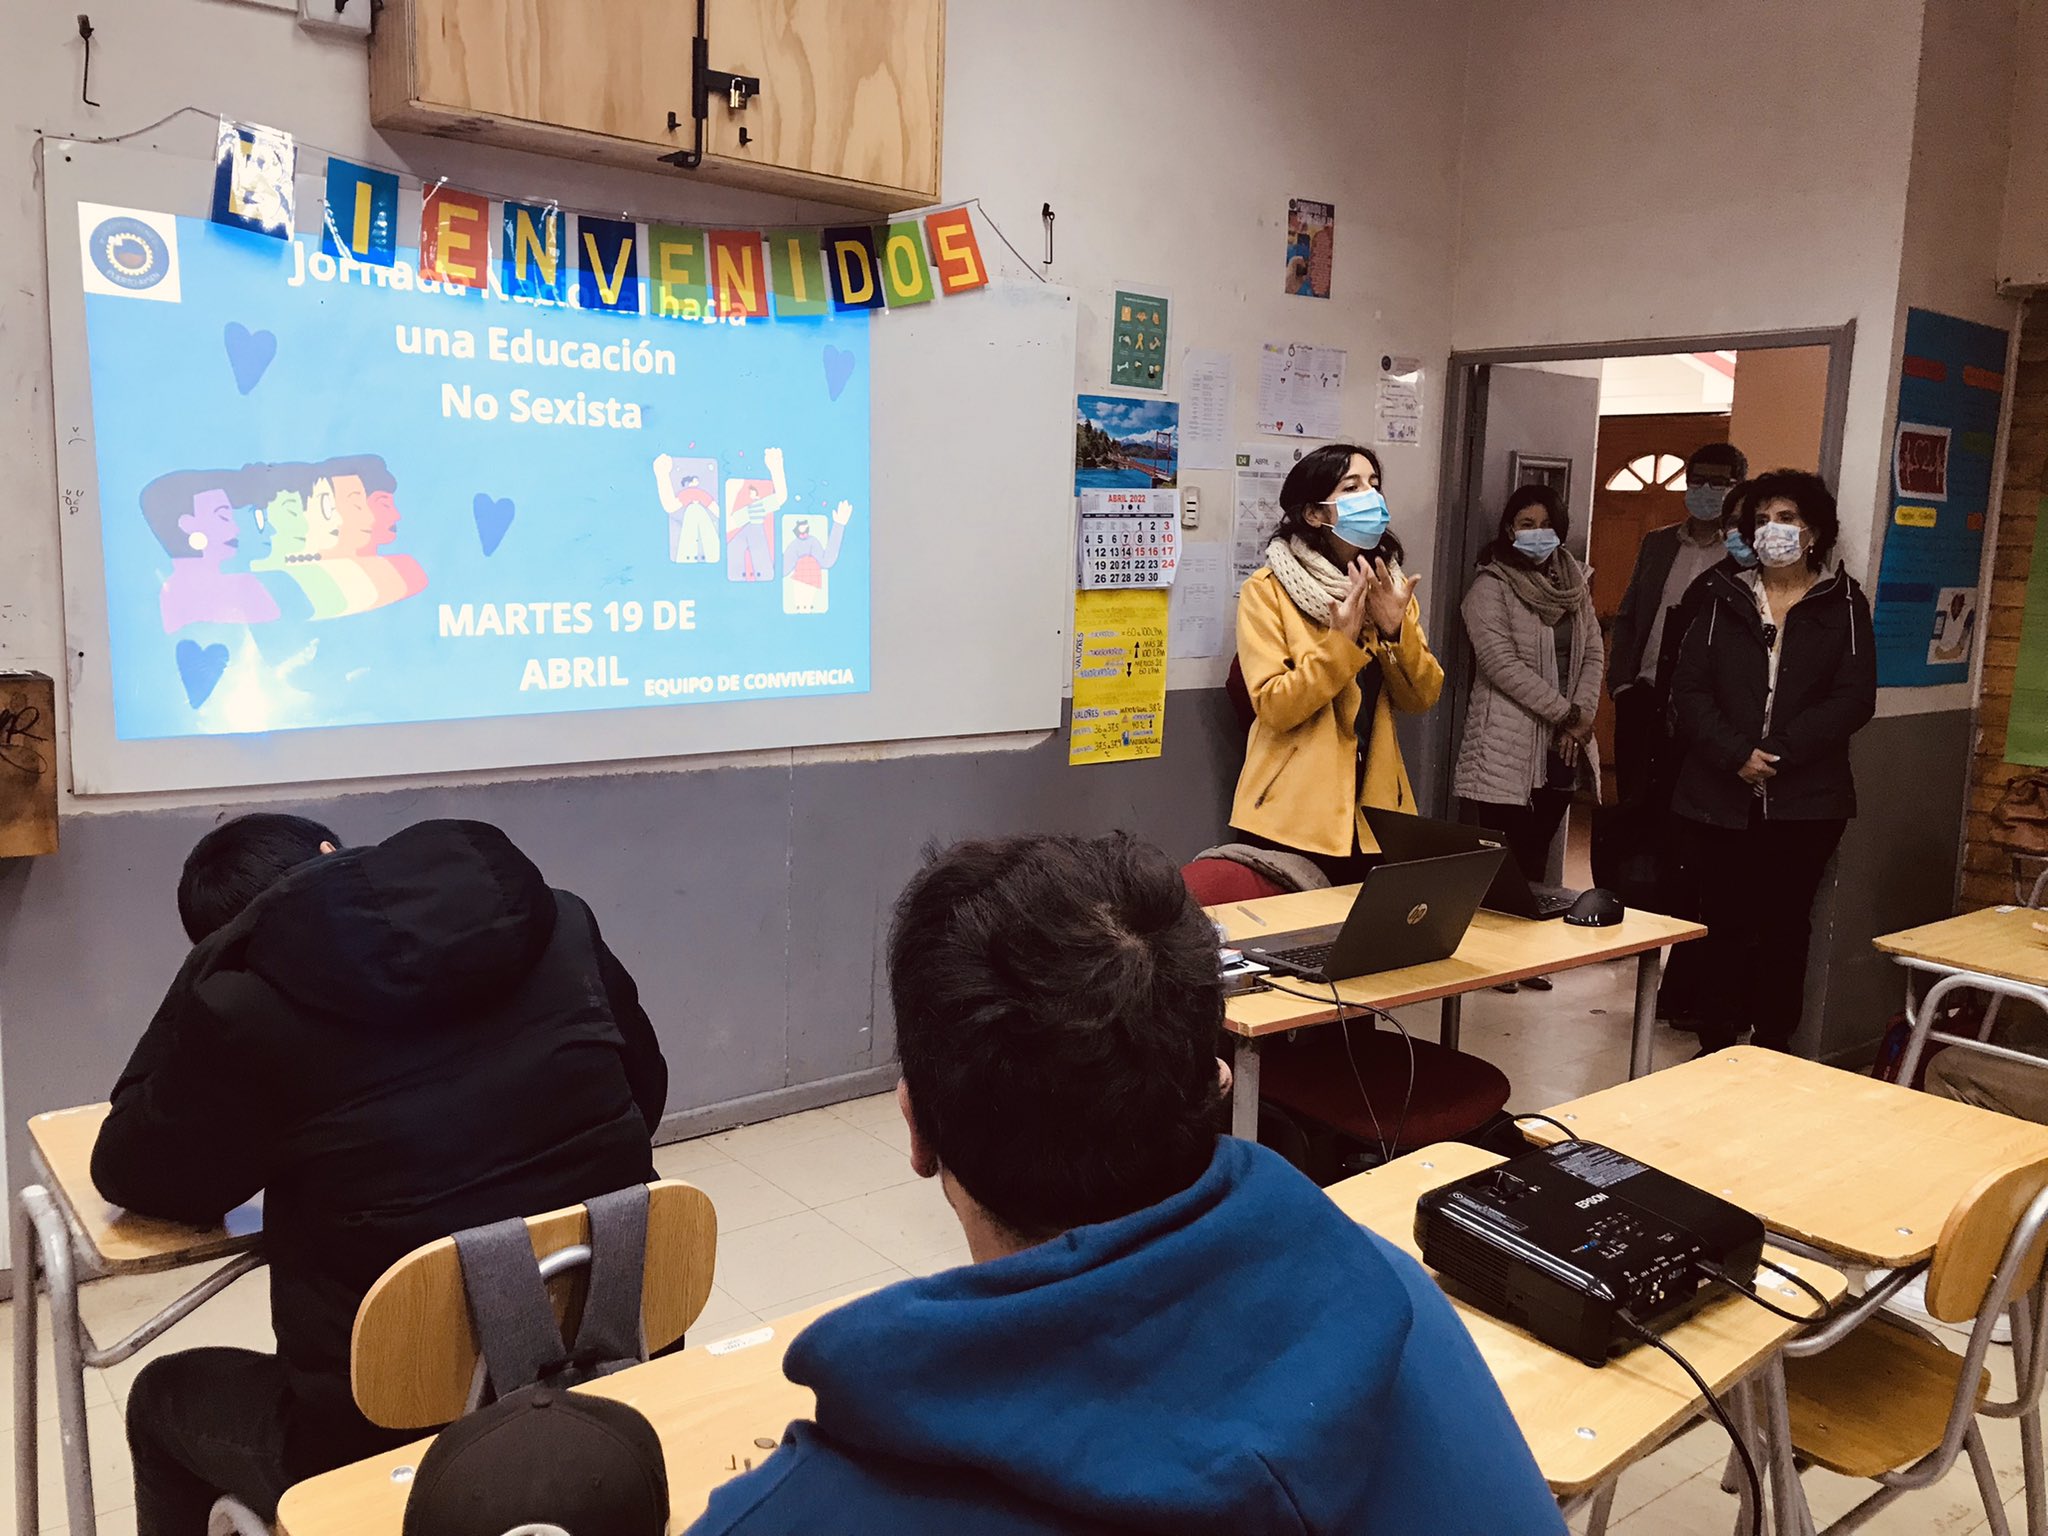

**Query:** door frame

left=1419, top=323, right=1856, bottom=819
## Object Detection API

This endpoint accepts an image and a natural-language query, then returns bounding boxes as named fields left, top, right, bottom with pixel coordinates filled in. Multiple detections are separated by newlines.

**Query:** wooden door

left=406, top=0, right=688, bottom=152
left=1587, top=414, right=1729, bottom=796
left=705, top=0, right=945, bottom=201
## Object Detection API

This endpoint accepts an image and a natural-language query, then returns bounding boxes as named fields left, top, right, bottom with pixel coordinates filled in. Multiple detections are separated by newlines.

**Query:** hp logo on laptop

left=1406, top=903, right=1429, bottom=926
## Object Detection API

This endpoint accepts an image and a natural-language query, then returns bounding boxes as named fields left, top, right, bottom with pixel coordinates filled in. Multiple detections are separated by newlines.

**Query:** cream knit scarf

left=1267, top=535, right=1369, bottom=627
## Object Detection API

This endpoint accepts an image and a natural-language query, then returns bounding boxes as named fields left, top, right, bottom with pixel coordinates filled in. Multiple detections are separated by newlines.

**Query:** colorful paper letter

left=210, top=118, right=296, bottom=240
left=766, top=229, right=828, bottom=318
left=577, top=216, right=641, bottom=314
left=825, top=226, right=884, bottom=312
left=500, top=201, right=567, bottom=304
left=709, top=230, right=770, bottom=320
left=880, top=221, right=935, bottom=307
left=420, top=188, right=489, bottom=290
left=321, top=158, right=397, bottom=266
left=649, top=224, right=709, bottom=320
left=923, top=207, right=989, bottom=294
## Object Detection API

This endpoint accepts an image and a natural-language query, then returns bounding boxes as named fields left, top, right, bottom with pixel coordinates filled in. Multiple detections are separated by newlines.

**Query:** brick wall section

left=1962, top=307, right=2048, bottom=908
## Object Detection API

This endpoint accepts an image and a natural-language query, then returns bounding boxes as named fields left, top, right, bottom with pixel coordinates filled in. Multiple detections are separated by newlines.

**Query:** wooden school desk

left=1210, top=887, right=1705, bottom=1140
left=1522, top=1049, right=2048, bottom=1267
left=1874, top=905, right=2048, bottom=1087
left=1328, top=1141, right=1845, bottom=1527
left=275, top=1296, right=852, bottom=1536
left=14, top=1103, right=266, bottom=1536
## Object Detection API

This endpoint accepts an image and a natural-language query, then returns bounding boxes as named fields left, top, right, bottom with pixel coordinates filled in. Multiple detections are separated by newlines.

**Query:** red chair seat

left=1257, top=1024, right=1511, bottom=1150
left=1182, top=858, right=1287, bottom=907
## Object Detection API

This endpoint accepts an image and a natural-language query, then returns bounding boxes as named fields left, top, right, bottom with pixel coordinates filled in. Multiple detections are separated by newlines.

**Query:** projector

left=1415, top=1140, right=1765, bottom=1365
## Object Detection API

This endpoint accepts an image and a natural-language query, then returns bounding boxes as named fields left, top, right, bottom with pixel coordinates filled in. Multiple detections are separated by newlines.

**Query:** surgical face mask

left=1752, top=520, right=1807, bottom=569
left=1685, top=483, right=1729, bottom=522
left=1511, top=528, right=1561, bottom=562
left=1723, top=527, right=1758, bottom=568
left=1325, top=488, right=1389, bottom=550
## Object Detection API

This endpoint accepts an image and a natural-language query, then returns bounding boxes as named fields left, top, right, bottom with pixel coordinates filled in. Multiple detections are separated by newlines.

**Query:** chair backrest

left=349, top=1179, right=716, bottom=1429
left=1182, top=857, right=1287, bottom=908
left=1926, top=1154, right=2048, bottom=1324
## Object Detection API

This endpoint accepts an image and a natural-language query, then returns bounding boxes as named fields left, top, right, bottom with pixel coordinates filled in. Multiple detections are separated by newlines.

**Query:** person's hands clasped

left=1738, top=748, right=1780, bottom=786
left=1361, top=557, right=1419, bottom=640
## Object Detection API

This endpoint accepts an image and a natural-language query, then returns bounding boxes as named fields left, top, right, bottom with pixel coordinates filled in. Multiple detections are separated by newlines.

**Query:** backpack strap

left=566, top=1184, right=650, bottom=1378
left=452, top=1217, right=571, bottom=1401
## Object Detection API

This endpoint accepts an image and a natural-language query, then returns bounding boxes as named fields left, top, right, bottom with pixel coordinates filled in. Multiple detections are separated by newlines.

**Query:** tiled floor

left=0, top=963, right=2033, bottom=1533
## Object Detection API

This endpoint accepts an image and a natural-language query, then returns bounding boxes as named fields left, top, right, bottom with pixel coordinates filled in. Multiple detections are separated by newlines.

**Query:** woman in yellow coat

left=1231, top=443, right=1443, bottom=884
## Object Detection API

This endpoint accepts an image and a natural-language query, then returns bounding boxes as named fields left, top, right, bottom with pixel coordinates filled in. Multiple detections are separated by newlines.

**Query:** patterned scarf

left=1265, top=536, right=1356, bottom=627
left=1490, top=551, right=1589, bottom=628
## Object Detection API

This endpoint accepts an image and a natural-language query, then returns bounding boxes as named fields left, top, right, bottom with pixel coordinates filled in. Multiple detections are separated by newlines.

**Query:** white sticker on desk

left=707, top=1325, right=776, bottom=1355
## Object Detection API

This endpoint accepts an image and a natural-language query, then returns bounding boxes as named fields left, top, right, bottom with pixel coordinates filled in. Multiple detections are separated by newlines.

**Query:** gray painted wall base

left=0, top=691, right=1243, bottom=1192
left=655, top=1063, right=904, bottom=1143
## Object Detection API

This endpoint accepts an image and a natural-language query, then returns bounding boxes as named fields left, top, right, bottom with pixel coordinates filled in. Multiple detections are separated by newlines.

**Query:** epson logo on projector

left=1575, top=1193, right=1608, bottom=1210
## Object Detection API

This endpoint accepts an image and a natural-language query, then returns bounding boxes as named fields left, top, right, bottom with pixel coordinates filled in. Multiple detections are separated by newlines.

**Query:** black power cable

left=1250, top=975, right=1418, bottom=1168
left=1698, top=1255, right=1836, bottom=1325
left=1617, top=1311, right=1764, bottom=1536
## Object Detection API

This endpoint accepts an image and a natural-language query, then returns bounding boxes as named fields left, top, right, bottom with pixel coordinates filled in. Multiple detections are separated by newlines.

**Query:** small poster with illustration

left=1285, top=199, right=1334, bottom=298
left=1110, top=288, right=1171, bottom=391
left=1075, top=395, right=1179, bottom=491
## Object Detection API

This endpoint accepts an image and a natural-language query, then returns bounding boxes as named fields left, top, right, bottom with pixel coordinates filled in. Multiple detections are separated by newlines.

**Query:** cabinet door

left=411, top=0, right=689, bottom=151
left=703, top=0, right=944, bottom=200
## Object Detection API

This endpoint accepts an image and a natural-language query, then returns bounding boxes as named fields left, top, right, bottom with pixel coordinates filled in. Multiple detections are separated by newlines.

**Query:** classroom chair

left=205, top=1178, right=718, bottom=1536
left=1768, top=1154, right=2048, bottom=1535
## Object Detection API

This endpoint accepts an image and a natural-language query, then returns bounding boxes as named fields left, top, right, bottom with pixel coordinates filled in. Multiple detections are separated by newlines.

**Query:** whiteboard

left=45, top=141, right=1077, bottom=795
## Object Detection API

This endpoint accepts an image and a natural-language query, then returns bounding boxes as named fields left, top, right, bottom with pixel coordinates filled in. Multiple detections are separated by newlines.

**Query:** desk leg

left=1231, top=1036, right=1261, bottom=1143
left=25, top=1187, right=97, bottom=1536
left=1440, top=995, right=1462, bottom=1053
left=1581, top=1479, right=1617, bottom=1536
left=2012, top=1294, right=2045, bottom=1536
left=1761, top=1355, right=1816, bottom=1536
left=15, top=1189, right=41, bottom=1536
left=1630, top=949, right=1663, bottom=1080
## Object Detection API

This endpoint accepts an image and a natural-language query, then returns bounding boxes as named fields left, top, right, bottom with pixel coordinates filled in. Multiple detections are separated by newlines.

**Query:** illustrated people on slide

left=726, top=447, right=787, bottom=582
left=222, top=498, right=314, bottom=623
left=782, top=501, right=854, bottom=615
left=138, top=474, right=282, bottom=632
left=250, top=484, right=350, bottom=621
left=653, top=454, right=721, bottom=563
left=325, top=457, right=428, bottom=607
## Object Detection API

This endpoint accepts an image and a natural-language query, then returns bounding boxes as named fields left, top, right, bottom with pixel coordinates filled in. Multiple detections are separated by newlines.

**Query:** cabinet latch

left=661, top=2, right=764, bottom=172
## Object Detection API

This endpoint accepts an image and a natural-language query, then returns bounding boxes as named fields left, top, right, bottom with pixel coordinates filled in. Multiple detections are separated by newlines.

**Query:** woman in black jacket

left=1668, top=470, right=1876, bottom=1054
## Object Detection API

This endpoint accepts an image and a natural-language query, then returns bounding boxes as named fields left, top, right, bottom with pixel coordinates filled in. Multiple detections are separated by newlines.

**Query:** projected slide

left=76, top=206, right=871, bottom=740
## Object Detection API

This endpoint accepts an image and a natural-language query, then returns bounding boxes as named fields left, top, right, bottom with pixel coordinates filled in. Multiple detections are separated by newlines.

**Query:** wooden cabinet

left=371, top=0, right=945, bottom=213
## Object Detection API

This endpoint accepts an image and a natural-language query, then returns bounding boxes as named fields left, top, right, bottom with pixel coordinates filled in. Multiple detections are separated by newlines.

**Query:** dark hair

left=1484, top=484, right=1569, bottom=566
left=1686, top=442, right=1750, bottom=482
left=1719, top=478, right=1753, bottom=529
left=1740, top=469, right=1839, bottom=569
left=178, top=813, right=340, bottom=942
left=1271, top=443, right=1406, bottom=568
left=888, top=833, right=1225, bottom=1241
left=137, top=471, right=232, bottom=559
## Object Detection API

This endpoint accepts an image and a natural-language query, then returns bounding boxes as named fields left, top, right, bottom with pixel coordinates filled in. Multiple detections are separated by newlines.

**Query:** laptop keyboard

left=1258, top=943, right=1334, bottom=977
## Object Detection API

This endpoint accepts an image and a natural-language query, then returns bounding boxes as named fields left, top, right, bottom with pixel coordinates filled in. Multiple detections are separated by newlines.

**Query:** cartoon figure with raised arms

left=653, top=453, right=721, bottom=563
left=725, top=447, right=787, bottom=582
left=782, top=501, right=854, bottom=615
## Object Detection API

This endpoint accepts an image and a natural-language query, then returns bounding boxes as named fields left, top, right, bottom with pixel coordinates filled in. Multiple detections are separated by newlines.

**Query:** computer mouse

left=1564, top=887, right=1624, bottom=927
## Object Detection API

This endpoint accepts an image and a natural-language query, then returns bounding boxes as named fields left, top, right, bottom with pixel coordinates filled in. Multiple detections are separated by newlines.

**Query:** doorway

left=1417, top=327, right=1853, bottom=873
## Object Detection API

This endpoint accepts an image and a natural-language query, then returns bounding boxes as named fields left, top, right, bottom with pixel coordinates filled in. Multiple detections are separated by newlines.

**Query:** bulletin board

left=45, top=140, right=1078, bottom=794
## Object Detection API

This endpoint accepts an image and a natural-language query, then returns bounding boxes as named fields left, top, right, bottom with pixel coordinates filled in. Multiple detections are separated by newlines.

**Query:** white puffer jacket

left=1452, top=559, right=1604, bottom=807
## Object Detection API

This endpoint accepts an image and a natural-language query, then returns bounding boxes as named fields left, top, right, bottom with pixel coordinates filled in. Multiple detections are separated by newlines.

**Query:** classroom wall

left=1999, top=0, right=2048, bottom=289
left=1727, top=347, right=1831, bottom=474
left=0, top=0, right=1476, bottom=1232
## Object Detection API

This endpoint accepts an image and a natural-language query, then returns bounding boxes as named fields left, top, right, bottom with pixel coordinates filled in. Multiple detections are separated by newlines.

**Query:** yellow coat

left=1229, top=567, right=1445, bottom=858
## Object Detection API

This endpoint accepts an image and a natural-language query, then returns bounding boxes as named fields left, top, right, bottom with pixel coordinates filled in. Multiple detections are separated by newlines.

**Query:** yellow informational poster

left=1069, top=588, right=1168, bottom=765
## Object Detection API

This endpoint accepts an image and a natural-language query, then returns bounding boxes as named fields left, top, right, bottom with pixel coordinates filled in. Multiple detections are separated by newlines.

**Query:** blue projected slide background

left=78, top=209, right=871, bottom=741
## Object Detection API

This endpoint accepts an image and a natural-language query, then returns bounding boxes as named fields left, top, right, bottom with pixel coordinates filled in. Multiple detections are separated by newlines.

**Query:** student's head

left=1491, top=484, right=1568, bottom=566
left=888, top=833, right=1227, bottom=1249
left=178, top=813, right=341, bottom=943
left=1272, top=443, right=1406, bottom=567
left=1739, top=469, right=1839, bottom=573
left=1683, top=443, right=1749, bottom=523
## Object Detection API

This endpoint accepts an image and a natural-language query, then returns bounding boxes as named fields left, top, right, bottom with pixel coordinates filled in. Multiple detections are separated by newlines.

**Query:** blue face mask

left=1685, top=483, right=1728, bottom=522
left=1326, top=489, right=1390, bottom=550
left=1512, top=528, right=1561, bottom=562
left=1724, top=527, right=1758, bottom=568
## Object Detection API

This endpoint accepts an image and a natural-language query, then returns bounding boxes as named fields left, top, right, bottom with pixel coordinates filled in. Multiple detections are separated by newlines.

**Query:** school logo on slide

left=79, top=204, right=180, bottom=302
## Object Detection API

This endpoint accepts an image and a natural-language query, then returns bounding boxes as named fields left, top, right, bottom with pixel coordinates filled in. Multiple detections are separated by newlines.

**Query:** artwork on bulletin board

left=1285, top=198, right=1333, bottom=298
left=1109, top=288, right=1170, bottom=391
left=1075, top=394, right=1178, bottom=490
left=1069, top=587, right=1168, bottom=765
left=1871, top=307, right=2008, bottom=687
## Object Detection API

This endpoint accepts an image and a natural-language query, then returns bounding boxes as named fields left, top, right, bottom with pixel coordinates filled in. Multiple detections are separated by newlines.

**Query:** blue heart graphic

left=223, top=323, right=277, bottom=395
left=823, top=345, right=855, bottom=402
left=175, top=639, right=229, bottom=708
left=473, top=494, right=516, bottom=556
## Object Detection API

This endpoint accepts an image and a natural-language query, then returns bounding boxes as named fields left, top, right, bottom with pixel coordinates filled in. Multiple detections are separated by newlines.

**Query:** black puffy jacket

left=92, top=820, right=666, bottom=1478
left=1668, top=564, right=1877, bottom=829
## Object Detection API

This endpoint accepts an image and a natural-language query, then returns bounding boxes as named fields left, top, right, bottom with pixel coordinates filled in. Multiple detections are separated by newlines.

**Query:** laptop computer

left=1237, top=844, right=1504, bottom=983
left=1364, top=807, right=1582, bottom=921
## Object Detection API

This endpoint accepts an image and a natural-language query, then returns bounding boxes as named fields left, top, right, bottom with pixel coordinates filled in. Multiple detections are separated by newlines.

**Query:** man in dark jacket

left=95, top=814, right=667, bottom=1536
left=690, top=833, right=1562, bottom=1536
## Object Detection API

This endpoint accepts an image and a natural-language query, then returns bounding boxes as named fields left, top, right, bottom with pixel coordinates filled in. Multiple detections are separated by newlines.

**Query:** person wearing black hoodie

left=1668, top=470, right=1877, bottom=1055
left=94, top=815, right=667, bottom=1536
left=689, top=832, right=1563, bottom=1536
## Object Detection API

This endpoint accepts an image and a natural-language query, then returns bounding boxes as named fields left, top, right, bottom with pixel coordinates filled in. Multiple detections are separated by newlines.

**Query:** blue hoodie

left=689, top=1138, right=1562, bottom=1534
